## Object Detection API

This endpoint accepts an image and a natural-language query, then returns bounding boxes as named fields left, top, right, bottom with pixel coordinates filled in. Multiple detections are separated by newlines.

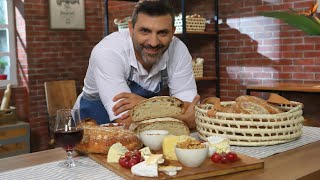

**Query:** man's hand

left=112, top=92, right=146, bottom=120
left=173, top=95, right=200, bottom=129
left=115, top=117, right=132, bottom=129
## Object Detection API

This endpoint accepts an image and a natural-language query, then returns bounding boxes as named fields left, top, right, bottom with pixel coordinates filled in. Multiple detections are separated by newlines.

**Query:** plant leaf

left=258, top=11, right=320, bottom=35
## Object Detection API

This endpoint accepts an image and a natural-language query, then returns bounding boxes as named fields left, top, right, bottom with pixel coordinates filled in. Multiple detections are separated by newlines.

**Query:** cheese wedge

left=159, top=165, right=182, bottom=176
left=139, top=147, right=152, bottom=160
left=146, top=154, right=164, bottom=165
left=162, top=135, right=195, bottom=161
left=131, top=161, right=158, bottom=177
left=107, top=142, right=128, bottom=163
left=207, top=136, right=230, bottom=155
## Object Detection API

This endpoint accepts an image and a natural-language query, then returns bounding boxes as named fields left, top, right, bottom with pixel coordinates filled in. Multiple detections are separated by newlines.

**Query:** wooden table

left=246, top=83, right=320, bottom=95
left=1, top=141, right=320, bottom=180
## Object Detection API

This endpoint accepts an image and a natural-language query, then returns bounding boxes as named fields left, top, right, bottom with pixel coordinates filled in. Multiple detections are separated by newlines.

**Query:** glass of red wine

left=54, top=109, right=83, bottom=168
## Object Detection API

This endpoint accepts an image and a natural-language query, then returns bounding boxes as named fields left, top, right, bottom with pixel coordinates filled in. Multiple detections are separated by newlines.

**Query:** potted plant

left=0, top=57, right=8, bottom=80
left=258, top=1, right=320, bottom=36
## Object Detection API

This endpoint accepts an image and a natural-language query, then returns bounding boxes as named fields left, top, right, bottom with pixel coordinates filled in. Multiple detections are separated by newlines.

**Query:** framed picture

left=49, top=0, right=85, bottom=30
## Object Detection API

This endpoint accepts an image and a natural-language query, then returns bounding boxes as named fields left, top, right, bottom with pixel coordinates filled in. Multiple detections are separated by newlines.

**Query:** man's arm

left=173, top=95, right=200, bottom=129
left=112, top=92, right=146, bottom=127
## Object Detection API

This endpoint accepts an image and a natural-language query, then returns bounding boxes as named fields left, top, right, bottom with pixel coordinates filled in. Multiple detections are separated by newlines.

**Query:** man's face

left=129, top=13, right=175, bottom=68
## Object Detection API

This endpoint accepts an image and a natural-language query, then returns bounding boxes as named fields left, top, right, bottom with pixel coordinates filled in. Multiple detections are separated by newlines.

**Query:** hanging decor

left=49, top=0, right=85, bottom=30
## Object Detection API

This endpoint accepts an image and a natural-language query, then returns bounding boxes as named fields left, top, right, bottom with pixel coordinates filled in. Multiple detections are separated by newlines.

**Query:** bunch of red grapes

left=211, top=152, right=239, bottom=164
left=118, top=150, right=144, bottom=169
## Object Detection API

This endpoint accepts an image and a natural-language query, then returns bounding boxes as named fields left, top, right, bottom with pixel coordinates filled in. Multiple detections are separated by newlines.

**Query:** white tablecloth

left=1, top=126, right=319, bottom=180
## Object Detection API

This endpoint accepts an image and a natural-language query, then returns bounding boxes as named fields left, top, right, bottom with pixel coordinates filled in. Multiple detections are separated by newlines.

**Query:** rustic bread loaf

left=234, top=95, right=283, bottom=114
left=76, top=119, right=143, bottom=154
left=267, top=93, right=292, bottom=105
left=129, top=117, right=190, bottom=136
left=130, top=96, right=184, bottom=122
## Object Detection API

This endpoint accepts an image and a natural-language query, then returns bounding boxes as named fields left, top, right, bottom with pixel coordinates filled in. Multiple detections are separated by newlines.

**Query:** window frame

left=0, top=0, right=17, bottom=86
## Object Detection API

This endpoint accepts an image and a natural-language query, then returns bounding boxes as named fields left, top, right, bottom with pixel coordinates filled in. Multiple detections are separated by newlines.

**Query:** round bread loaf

left=76, top=119, right=143, bottom=154
left=129, top=117, right=190, bottom=136
left=130, top=96, right=184, bottom=122
left=234, top=95, right=283, bottom=114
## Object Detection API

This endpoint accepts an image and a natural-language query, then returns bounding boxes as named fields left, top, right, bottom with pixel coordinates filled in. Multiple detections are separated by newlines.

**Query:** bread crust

left=76, top=119, right=143, bottom=154
left=130, top=96, right=184, bottom=122
left=129, top=117, right=190, bottom=136
left=221, top=95, right=283, bottom=114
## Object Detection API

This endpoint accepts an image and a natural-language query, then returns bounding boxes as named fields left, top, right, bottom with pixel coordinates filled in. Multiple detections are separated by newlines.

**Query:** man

left=74, top=0, right=199, bottom=128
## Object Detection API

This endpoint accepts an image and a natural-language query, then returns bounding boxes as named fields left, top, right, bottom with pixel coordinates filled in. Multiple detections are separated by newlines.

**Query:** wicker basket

left=175, top=17, right=206, bottom=33
left=117, top=22, right=128, bottom=32
left=0, top=107, right=18, bottom=125
left=195, top=101, right=304, bottom=146
left=193, top=64, right=203, bottom=78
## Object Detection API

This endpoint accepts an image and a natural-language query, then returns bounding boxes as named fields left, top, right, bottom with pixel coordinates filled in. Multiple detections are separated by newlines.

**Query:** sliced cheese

left=107, top=142, right=128, bottom=163
left=146, top=154, right=164, bottom=165
left=139, top=147, right=152, bottom=160
left=162, top=135, right=195, bottom=161
left=159, top=165, right=182, bottom=176
left=131, top=161, right=158, bottom=177
left=207, top=136, right=230, bottom=154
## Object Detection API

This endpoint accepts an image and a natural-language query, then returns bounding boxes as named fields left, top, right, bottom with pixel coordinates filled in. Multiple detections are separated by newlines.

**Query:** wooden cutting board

left=89, top=153, right=264, bottom=180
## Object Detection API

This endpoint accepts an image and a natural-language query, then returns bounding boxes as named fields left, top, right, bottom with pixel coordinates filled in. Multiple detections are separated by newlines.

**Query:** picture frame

left=49, top=0, right=85, bottom=30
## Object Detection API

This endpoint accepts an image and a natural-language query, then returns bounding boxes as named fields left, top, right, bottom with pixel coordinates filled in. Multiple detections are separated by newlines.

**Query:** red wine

left=54, top=128, right=84, bottom=151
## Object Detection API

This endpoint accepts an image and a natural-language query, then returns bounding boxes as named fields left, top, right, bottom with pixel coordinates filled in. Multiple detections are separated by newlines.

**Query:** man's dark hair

left=131, top=0, right=175, bottom=28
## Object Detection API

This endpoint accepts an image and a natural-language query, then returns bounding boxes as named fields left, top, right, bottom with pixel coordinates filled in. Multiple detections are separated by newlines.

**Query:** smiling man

left=74, top=0, right=199, bottom=128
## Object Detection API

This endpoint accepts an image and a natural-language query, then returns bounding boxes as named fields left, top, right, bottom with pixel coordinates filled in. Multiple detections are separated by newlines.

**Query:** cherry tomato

left=119, top=157, right=130, bottom=168
left=125, top=151, right=132, bottom=159
left=211, top=153, right=222, bottom=163
left=131, top=155, right=140, bottom=162
left=128, top=158, right=138, bottom=168
left=133, top=150, right=142, bottom=158
left=226, top=152, right=238, bottom=162
left=221, top=156, right=229, bottom=164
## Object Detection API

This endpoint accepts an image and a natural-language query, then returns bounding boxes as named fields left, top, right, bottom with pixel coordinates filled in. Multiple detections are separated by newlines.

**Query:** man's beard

left=142, top=44, right=165, bottom=65
left=134, top=43, right=167, bottom=66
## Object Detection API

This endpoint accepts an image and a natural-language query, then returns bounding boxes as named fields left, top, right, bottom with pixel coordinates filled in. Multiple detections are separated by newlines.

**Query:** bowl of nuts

left=175, top=139, right=208, bottom=167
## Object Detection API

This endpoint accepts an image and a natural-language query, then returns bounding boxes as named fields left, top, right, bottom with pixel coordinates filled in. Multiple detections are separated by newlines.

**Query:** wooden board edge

left=174, top=162, right=264, bottom=180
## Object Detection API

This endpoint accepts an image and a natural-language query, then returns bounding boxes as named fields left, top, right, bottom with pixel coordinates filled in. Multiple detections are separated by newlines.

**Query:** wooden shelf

left=195, top=76, right=216, bottom=81
left=175, top=31, right=216, bottom=35
left=110, top=0, right=138, bottom=2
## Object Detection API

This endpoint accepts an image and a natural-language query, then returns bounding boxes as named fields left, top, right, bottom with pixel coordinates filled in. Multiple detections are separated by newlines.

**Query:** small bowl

left=175, top=145, right=209, bottom=167
left=139, top=130, right=169, bottom=151
left=100, top=123, right=125, bottom=129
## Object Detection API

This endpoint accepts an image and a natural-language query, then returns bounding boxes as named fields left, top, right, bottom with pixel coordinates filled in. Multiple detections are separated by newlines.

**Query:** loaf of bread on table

left=222, top=95, right=283, bottom=114
left=129, top=117, right=190, bottom=136
left=76, top=119, right=143, bottom=154
left=130, top=96, right=184, bottom=122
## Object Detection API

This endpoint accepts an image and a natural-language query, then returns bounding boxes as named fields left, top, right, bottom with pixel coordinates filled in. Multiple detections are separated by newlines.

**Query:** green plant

left=258, top=1, right=320, bottom=36
left=0, top=57, right=8, bottom=74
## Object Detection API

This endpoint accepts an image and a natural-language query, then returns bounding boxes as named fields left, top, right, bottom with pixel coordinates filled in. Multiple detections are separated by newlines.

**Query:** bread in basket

left=195, top=95, right=304, bottom=146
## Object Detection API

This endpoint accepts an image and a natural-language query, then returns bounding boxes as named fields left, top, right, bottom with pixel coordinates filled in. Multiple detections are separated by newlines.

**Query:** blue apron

left=79, top=67, right=168, bottom=124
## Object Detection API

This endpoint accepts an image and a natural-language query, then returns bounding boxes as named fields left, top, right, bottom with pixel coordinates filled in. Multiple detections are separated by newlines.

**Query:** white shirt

left=75, top=30, right=197, bottom=120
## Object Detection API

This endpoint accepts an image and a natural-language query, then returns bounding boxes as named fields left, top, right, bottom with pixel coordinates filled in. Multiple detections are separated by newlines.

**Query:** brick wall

left=5, top=0, right=320, bottom=152
left=219, top=0, right=320, bottom=121
left=8, top=0, right=106, bottom=152
left=219, top=0, right=320, bottom=101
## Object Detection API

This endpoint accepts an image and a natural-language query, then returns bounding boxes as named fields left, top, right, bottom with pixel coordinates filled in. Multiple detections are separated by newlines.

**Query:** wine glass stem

left=66, top=150, right=74, bottom=164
